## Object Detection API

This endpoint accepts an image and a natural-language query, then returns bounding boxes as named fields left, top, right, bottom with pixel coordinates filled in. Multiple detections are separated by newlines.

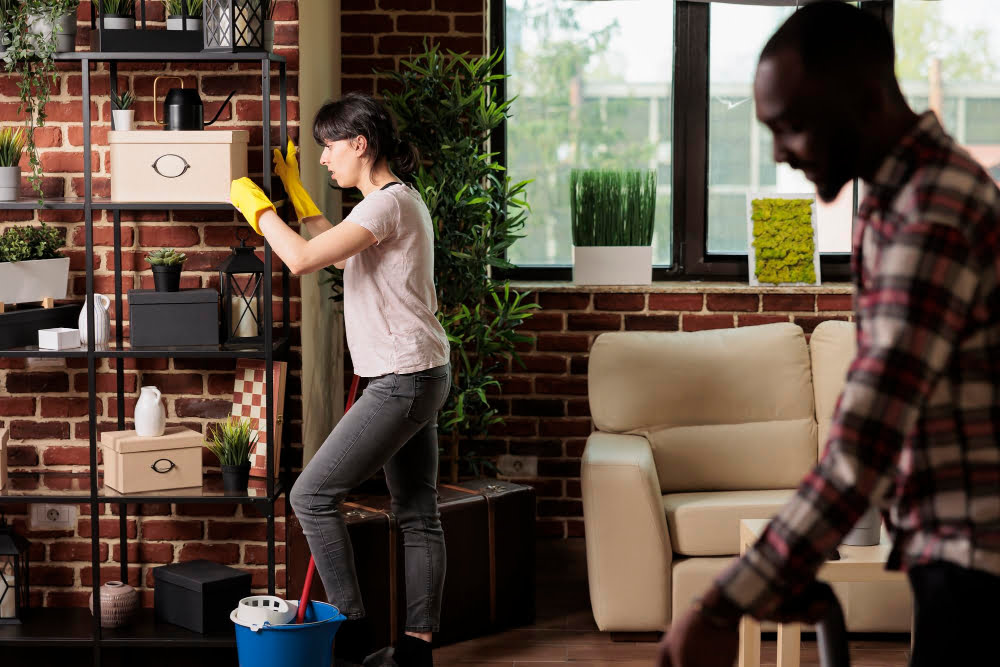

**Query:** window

left=504, top=0, right=674, bottom=268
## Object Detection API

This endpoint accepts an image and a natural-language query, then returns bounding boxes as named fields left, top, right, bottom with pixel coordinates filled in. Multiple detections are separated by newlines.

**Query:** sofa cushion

left=589, top=323, right=818, bottom=492
left=663, top=489, right=796, bottom=556
left=809, top=320, right=857, bottom=459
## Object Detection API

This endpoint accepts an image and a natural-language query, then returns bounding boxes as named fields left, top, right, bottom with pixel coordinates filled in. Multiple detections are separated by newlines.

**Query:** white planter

left=100, top=16, right=135, bottom=30
left=28, top=12, right=77, bottom=53
left=0, top=257, right=70, bottom=305
left=264, top=20, right=274, bottom=51
left=0, top=166, right=20, bottom=201
left=111, top=109, right=134, bottom=132
left=167, top=16, right=202, bottom=31
left=572, top=246, right=652, bottom=285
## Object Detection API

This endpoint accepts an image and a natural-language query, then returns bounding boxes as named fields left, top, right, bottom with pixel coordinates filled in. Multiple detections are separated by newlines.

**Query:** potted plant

left=0, top=223, right=69, bottom=305
left=205, top=415, right=257, bottom=492
left=110, top=87, right=134, bottom=131
left=144, top=248, right=187, bottom=293
left=570, top=168, right=656, bottom=285
left=99, top=0, right=134, bottom=29
left=0, top=0, right=17, bottom=57
left=263, top=0, right=274, bottom=51
left=3, top=0, right=80, bottom=201
left=0, top=127, right=25, bottom=201
left=163, top=0, right=201, bottom=31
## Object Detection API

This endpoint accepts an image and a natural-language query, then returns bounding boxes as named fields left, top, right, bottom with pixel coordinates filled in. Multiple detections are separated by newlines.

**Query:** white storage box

left=38, top=327, right=80, bottom=350
left=101, top=427, right=204, bottom=493
left=109, top=130, right=249, bottom=203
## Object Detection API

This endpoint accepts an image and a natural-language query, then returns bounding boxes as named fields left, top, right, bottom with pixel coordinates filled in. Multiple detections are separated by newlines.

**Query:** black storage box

left=128, top=289, right=219, bottom=347
left=153, top=559, right=251, bottom=634
left=0, top=303, right=79, bottom=349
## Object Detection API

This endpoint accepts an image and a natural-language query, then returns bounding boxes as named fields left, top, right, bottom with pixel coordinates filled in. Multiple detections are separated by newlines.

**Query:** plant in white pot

left=144, top=248, right=187, bottom=292
left=99, top=0, right=134, bottom=29
left=570, top=168, right=656, bottom=285
left=0, top=127, right=26, bottom=201
left=110, top=87, right=135, bottom=131
left=0, top=0, right=17, bottom=57
left=163, top=0, right=201, bottom=31
left=0, top=223, right=70, bottom=305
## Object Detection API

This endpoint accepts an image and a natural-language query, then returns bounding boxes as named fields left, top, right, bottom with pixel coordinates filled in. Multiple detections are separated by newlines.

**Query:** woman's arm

left=299, top=216, right=348, bottom=269
left=258, top=209, right=375, bottom=275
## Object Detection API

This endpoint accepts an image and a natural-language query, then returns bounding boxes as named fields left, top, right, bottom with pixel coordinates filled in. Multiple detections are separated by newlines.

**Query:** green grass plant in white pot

left=163, top=0, right=202, bottom=31
left=0, top=223, right=69, bottom=305
left=0, top=127, right=26, bottom=201
left=570, top=168, right=656, bottom=285
left=99, top=0, right=135, bottom=29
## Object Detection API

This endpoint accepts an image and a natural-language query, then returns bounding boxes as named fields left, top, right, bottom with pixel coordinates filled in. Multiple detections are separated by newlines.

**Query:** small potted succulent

left=99, top=0, right=134, bottom=29
left=144, top=248, right=187, bottom=293
left=110, top=87, right=134, bottom=131
left=0, top=127, right=26, bottom=201
left=163, top=0, right=201, bottom=31
left=205, top=415, right=257, bottom=492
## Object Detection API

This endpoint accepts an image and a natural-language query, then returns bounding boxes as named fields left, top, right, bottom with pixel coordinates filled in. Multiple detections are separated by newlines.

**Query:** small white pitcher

left=78, top=294, right=111, bottom=346
left=134, top=386, right=166, bottom=437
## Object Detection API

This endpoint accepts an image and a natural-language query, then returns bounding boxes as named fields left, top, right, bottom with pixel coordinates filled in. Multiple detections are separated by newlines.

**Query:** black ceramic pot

left=221, top=462, right=251, bottom=492
left=151, top=265, right=181, bottom=292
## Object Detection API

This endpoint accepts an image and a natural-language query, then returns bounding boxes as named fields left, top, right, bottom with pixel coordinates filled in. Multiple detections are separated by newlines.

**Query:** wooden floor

left=434, top=539, right=911, bottom=666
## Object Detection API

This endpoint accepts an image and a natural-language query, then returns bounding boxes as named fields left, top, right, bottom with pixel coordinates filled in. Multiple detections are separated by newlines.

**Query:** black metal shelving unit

left=0, top=51, right=290, bottom=665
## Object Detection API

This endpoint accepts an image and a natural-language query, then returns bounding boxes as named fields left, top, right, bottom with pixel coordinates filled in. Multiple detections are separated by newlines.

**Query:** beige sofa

left=581, top=321, right=911, bottom=633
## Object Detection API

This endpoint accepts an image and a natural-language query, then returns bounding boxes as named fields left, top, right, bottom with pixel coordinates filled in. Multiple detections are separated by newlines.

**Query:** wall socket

left=496, top=454, right=538, bottom=479
left=29, top=504, right=78, bottom=531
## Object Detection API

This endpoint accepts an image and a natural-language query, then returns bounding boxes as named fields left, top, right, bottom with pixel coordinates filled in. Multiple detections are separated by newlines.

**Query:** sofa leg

left=611, top=631, right=662, bottom=643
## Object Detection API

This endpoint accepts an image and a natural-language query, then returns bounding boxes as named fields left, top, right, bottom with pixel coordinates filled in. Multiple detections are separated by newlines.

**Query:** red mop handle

left=295, top=373, right=361, bottom=624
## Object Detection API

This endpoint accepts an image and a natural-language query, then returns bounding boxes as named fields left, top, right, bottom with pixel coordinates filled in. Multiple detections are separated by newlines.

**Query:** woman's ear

left=353, top=135, right=368, bottom=156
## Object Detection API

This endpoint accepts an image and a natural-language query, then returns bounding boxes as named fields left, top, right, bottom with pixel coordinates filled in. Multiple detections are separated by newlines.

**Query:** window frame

left=491, top=0, right=895, bottom=282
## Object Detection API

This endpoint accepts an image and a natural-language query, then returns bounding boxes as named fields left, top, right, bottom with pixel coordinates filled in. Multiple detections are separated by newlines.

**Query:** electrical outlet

left=29, top=504, right=77, bottom=532
left=496, top=454, right=538, bottom=479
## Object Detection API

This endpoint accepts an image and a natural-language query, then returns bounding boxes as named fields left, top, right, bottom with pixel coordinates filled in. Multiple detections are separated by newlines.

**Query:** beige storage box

left=0, top=427, right=8, bottom=490
left=109, top=130, right=249, bottom=203
left=101, top=427, right=203, bottom=493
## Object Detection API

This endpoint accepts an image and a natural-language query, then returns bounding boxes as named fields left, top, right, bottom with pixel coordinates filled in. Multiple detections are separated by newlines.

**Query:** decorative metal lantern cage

left=204, top=0, right=268, bottom=52
left=0, top=516, right=29, bottom=625
left=219, top=228, right=266, bottom=348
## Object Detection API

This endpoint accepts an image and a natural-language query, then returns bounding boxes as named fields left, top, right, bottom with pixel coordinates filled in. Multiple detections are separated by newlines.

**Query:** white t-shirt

left=342, top=183, right=450, bottom=377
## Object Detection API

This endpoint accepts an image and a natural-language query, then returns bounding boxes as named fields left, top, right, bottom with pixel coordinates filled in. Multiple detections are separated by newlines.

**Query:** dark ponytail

left=312, top=92, right=420, bottom=180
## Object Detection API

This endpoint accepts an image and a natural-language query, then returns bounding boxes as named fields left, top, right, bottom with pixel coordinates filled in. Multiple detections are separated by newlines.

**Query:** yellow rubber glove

left=273, top=139, right=322, bottom=221
left=230, top=177, right=276, bottom=235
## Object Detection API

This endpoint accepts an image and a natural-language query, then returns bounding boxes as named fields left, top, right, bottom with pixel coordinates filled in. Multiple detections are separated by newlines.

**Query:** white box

left=109, top=130, right=249, bottom=203
left=38, top=327, right=80, bottom=350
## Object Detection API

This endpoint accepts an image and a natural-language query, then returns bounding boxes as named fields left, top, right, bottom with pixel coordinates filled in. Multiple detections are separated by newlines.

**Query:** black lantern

left=204, top=0, right=268, bottom=52
left=0, top=516, right=29, bottom=625
left=219, top=228, right=265, bottom=348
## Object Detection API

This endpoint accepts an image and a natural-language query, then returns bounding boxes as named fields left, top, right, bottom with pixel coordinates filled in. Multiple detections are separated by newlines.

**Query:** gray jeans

left=289, top=363, right=451, bottom=633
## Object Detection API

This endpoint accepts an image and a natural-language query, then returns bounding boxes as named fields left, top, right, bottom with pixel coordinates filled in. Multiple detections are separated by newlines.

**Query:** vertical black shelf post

left=261, top=58, right=277, bottom=596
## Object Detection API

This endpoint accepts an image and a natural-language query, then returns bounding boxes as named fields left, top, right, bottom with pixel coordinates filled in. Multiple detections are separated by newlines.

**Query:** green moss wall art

left=747, top=195, right=821, bottom=286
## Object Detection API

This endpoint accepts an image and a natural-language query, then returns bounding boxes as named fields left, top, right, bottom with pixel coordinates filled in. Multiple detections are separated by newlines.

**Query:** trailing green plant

left=0, top=223, right=65, bottom=262
left=570, top=168, right=656, bottom=247
left=144, top=248, right=187, bottom=267
left=204, top=415, right=257, bottom=466
left=362, top=43, right=539, bottom=482
left=110, top=87, right=134, bottom=111
left=750, top=197, right=817, bottom=285
left=0, top=127, right=26, bottom=167
left=3, top=0, right=81, bottom=202
left=100, top=0, right=133, bottom=16
left=162, top=0, right=201, bottom=18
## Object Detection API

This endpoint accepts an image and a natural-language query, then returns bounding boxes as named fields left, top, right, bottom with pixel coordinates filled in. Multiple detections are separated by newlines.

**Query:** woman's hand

left=230, top=177, right=276, bottom=234
left=273, top=139, right=322, bottom=221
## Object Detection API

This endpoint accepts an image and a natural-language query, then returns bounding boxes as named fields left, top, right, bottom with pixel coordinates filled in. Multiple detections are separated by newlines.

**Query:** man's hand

left=656, top=606, right=739, bottom=667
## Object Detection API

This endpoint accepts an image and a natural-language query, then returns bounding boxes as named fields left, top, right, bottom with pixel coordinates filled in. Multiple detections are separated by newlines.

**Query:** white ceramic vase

left=78, top=293, right=111, bottom=346
left=111, top=109, right=134, bottom=132
left=134, top=386, right=166, bottom=437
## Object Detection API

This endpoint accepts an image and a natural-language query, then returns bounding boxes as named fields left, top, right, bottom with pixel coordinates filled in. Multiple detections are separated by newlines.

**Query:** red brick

left=40, top=151, right=100, bottom=173
left=72, top=223, right=134, bottom=248
left=434, top=0, right=481, bottom=11
left=33, top=126, right=63, bottom=148
left=648, top=293, right=704, bottom=311
left=5, top=371, right=70, bottom=393
left=455, top=14, right=483, bottom=33
left=498, top=377, right=531, bottom=394
left=566, top=313, right=620, bottom=331
left=10, top=418, right=71, bottom=441
left=487, top=417, right=536, bottom=438
left=567, top=399, right=591, bottom=417
left=0, top=397, right=36, bottom=416
left=172, top=397, right=232, bottom=420
left=519, top=312, right=564, bottom=331
left=534, top=377, right=588, bottom=396
left=342, top=35, right=375, bottom=55
left=624, top=315, right=679, bottom=331
left=50, top=541, right=108, bottom=562
left=40, top=397, right=94, bottom=418
left=519, top=355, right=567, bottom=374
left=272, top=1, right=299, bottom=20
left=206, top=521, right=268, bottom=541
left=682, top=314, right=734, bottom=331
left=342, top=56, right=398, bottom=76
left=593, top=293, right=645, bottom=311
left=75, top=372, right=138, bottom=394
left=378, top=34, right=426, bottom=55
left=817, top=294, right=853, bottom=311
left=762, top=294, right=816, bottom=312
left=202, top=75, right=262, bottom=97
left=706, top=293, right=759, bottom=312
left=41, top=445, right=90, bottom=464
left=81, top=566, right=141, bottom=588
left=138, top=373, right=204, bottom=395
left=737, top=314, right=790, bottom=327
left=78, top=518, right=138, bottom=539
left=432, top=35, right=484, bottom=54
left=341, top=77, right=375, bottom=95
left=178, top=542, right=241, bottom=564
left=343, top=13, right=393, bottom=33
left=537, top=499, right=583, bottom=517
left=47, top=591, right=91, bottom=607
left=537, top=292, right=591, bottom=310
left=245, top=544, right=286, bottom=565
left=397, top=14, right=450, bottom=33
left=44, top=101, right=100, bottom=123
left=7, top=445, right=39, bottom=466
left=176, top=503, right=238, bottom=517
left=539, top=419, right=592, bottom=438
left=536, top=334, right=589, bottom=353
left=380, top=0, right=431, bottom=8
left=68, top=125, right=110, bottom=147
left=794, top=315, right=848, bottom=334
left=30, top=565, right=75, bottom=587
left=137, top=225, right=200, bottom=248
left=113, top=542, right=174, bottom=564
left=141, top=519, right=203, bottom=541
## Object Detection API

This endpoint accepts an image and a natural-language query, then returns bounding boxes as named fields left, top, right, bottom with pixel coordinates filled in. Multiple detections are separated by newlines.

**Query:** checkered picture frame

left=232, top=359, right=287, bottom=478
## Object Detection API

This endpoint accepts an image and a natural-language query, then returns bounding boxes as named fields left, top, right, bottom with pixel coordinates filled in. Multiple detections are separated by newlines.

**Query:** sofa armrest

left=582, top=431, right=673, bottom=631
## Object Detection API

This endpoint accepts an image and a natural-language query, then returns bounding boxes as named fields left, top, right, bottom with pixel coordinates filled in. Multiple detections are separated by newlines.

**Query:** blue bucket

left=232, top=600, right=346, bottom=667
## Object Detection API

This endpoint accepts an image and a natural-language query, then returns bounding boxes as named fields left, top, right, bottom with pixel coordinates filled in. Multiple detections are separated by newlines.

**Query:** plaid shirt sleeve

left=709, top=219, right=979, bottom=620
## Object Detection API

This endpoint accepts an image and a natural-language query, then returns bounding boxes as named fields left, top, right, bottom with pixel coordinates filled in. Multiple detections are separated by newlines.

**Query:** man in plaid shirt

left=659, top=3, right=1000, bottom=666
